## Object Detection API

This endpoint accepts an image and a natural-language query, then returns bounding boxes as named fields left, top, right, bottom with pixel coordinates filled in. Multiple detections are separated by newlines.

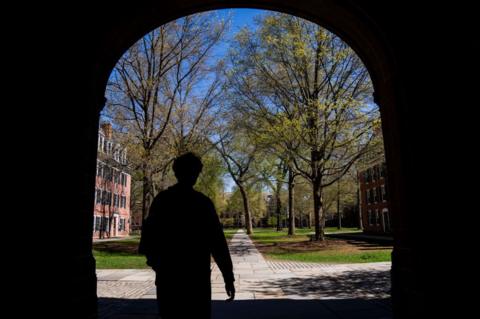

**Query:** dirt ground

left=255, top=238, right=393, bottom=255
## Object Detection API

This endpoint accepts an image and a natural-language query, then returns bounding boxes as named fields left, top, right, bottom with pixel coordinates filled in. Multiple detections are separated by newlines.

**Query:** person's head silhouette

left=172, top=152, right=203, bottom=186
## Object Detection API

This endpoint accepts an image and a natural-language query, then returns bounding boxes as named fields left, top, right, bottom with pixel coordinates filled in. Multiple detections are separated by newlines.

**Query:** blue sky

left=205, top=9, right=268, bottom=193
left=208, top=8, right=264, bottom=61
left=219, top=8, right=261, bottom=32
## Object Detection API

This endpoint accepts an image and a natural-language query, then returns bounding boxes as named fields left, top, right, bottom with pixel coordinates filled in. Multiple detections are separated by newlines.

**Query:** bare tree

left=104, top=13, right=229, bottom=220
left=214, top=125, right=257, bottom=235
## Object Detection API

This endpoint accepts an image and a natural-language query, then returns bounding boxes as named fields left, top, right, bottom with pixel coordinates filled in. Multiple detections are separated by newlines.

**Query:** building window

left=372, top=166, right=377, bottom=182
left=120, top=173, right=127, bottom=187
left=96, top=162, right=103, bottom=177
left=94, top=216, right=101, bottom=231
left=375, top=187, right=381, bottom=202
left=368, top=210, right=373, bottom=226
left=101, top=217, right=109, bottom=232
left=119, top=218, right=126, bottom=231
left=380, top=163, right=386, bottom=178
left=102, top=191, right=112, bottom=205
left=381, top=185, right=387, bottom=202
left=95, top=189, right=102, bottom=204
left=98, top=136, right=104, bottom=152
left=120, top=195, right=127, bottom=208
left=369, top=189, right=374, bottom=204
left=375, top=209, right=380, bottom=225
left=102, top=166, right=113, bottom=181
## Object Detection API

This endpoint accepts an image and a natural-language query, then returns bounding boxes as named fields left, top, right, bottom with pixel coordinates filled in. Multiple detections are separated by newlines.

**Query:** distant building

left=93, top=123, right=131, bottom=239
left=358, top=161, right=391, bottom=234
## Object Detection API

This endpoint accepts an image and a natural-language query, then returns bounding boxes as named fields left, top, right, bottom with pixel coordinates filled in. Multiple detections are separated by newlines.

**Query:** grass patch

left=324, top=227, right=362, bottom=234
left=265, top=248, right=392, bottom=263
left=223, top=228, right=240, bottom=240
left=94, top=250, right=148, bottom=269
left=250, top=227, right=392, bottom=264
left=93, top=237, right=147, bottom=269
left=249, top=228, right=311, bottom=244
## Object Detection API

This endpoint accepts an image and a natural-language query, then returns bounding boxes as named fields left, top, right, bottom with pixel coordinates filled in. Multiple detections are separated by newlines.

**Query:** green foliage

left=267, top=216, right=278, bottom=228
left=224, top=184, right=266, bottom=223
left=195, top=153, right=226, bottom=211
left=221, top=217, right=235, bottom=228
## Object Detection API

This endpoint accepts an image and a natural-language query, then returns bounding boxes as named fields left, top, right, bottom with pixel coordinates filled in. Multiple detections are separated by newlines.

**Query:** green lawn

left=264, top=248, right=392, bottom=263
left=249, top=228, right=313, bottom=244
left=223, top=228, right=240, bottom=240
left=249, top=227, right=391, bottom=264
left=249, top=227, right=361, bottom=244
left=94, top=250, right=148, bottom=269
left=93, top=237, right=147, bottom=269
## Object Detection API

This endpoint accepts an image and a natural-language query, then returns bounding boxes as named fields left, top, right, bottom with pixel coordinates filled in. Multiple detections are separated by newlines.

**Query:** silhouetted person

left=139, top=152, right=235, bottom=319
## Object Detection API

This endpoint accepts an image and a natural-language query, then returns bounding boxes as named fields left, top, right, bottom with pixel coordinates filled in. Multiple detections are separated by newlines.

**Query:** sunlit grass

left=264, top=248, right=392, bottom=263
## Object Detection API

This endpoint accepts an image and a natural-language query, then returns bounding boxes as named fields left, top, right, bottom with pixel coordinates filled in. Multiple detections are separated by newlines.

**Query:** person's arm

left=208, top=200, right=235, bottom=300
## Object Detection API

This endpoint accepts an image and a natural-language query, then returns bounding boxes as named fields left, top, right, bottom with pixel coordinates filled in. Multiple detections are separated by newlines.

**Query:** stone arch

left=79, top=1, right=411, bottom=317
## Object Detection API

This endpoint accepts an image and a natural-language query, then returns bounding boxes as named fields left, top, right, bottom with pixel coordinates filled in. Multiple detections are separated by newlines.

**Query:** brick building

left=93, top=123, right=131, bottom=239
left=359, top=161, right=391, bottom=234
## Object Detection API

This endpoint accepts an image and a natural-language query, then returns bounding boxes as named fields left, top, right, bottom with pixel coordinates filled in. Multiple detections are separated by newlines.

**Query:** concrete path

left=97, top=230, right=392, bottom=318
left=211, top=229, right=283, bottom=300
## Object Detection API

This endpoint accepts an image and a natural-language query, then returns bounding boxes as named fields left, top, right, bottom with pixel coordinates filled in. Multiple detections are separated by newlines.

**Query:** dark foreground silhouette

left=98, top=298, right=392, bottom=319
left=139, top=153, right=235, bottom=319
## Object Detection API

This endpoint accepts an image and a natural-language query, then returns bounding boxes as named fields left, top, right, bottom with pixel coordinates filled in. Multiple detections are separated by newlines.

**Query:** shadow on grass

left=93, top=240, right=141, bottom=255
left=254, top=234, right=393, bottom=256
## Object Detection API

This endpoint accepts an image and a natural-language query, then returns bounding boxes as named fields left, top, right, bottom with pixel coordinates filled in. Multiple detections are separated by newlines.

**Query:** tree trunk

left=288, top=168, right=295, bottom=235
left=275, top=182, right=282, bottom=231
left=337, top=181, right=341, bottom=229
left=239, top=185, right=253, bottom=234
left=141, top=163, right=152, bottom=221
left=312, top=178, right=325, bottom=241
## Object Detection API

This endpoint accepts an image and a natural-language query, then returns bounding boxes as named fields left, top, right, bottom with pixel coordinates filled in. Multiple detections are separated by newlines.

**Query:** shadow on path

left=260, top=269, right=391, bottom=299
left=99, top=297, right=392, bottom=318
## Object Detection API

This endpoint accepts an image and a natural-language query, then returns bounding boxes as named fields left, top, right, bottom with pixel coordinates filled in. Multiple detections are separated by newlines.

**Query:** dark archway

left=66, top=1, right=415, bottom=318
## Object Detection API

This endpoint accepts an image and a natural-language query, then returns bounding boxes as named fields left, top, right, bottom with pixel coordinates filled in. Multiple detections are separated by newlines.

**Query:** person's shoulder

left=151, top=188, right=172, bottom=205
left=154, top=188, right=170, bottom=199
left=193, top=190, right=214, bottom=205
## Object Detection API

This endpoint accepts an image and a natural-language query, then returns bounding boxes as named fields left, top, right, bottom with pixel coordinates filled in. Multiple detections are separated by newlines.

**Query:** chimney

left=101, top=122, right=113, bottom=139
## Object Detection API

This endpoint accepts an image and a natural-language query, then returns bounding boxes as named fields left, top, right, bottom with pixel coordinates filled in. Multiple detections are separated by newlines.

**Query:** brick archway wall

left=68, top=1, right=416, bottom=317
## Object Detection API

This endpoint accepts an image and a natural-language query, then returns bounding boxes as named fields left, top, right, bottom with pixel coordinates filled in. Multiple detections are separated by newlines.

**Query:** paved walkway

left=98, top=230, right=392, bottom=318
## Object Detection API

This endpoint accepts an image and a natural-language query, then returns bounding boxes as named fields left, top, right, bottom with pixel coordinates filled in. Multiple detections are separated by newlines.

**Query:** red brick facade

left=92, top=123, right=131, bottom=239
left=358, top=162, right=391, bottom=234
